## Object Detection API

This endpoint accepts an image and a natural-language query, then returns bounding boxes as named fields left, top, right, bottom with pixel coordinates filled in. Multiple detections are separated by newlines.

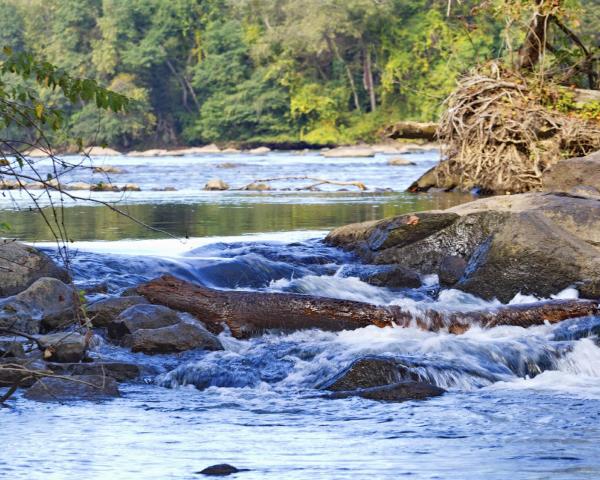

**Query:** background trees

left=0, top=0, right=596, bottom=148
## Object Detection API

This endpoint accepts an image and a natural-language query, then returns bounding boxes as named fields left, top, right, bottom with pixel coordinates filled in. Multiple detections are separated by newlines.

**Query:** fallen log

left=137, top=276, right=599, bottom=338
left=382, top=121, right=438, bottom=141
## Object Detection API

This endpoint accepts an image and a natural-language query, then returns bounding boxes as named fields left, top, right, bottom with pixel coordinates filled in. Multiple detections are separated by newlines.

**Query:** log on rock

left=383, top=121, right=438, bottom=141
left=137, top=276, right=599, bottom=338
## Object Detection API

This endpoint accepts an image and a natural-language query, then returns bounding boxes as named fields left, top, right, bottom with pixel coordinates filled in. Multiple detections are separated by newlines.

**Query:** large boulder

left=0, top=277, right=78, bottom=333
left=0, top=240, right=69, bottom=297
left=107, top=304, right=180, bottom=339
left=322, top=146, right=375, bottom=158
left=128, top=322, right=223, bottom=354
left=87, top=296, right=150, bottom=328
left=542, top=151, right=600, bottom=194
left=24, top=374, right=120, bottom=402
left=326, top=193, right=600, bottom=302
left=37, top=332, right=87, bottom=363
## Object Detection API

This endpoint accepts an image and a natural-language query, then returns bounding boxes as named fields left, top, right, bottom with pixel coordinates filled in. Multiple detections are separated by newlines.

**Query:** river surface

left=2, top=150, right=600, bottom=479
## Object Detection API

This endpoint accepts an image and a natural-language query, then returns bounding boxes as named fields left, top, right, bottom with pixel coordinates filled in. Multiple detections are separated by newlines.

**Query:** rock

left=243, top=182, right=271, bottom=191
left=87, top=296, right=150, bottom=328
left=320, top=356, right=422, bottom=391
left=24, top=374, right=120, bottom=402
left=93, top=165, right=125, bottom=174
left=326, top=192, right=600, bottom=302
left=216, top=162, right=242, bottom=169
left=204, top=179, right=229, bottom=191
left=248, top=146, right=271, bottom=155
left=171, top=144, right=221, bottom=155
left=107, top=304, right=180, bottom=339
left=46, top=361, right=140, bottom=381
left=363, top=265, right=421, bottom=288
left=128, top=322, right=223, bottom=354
left=322, top=146, right=375, bottom=158
left=0, top=277, right=77, bottom=333
left=0, top=240, right=69, bottom=297
left=387, top=157, right=416, bottom=166
left=221, top=147, right=240, bottom=154
left=0, top=340, right=25, bottom=358
left=438, top=255, right=467, bottom=286
left=0, top=179, right=20, bottom=189
left=198, top=464, right=245, bottom=476
left=37, top=332, right=87, bottom=363
left=542, top=150, right=600, bottom=193
left=325, top=381, right=445, bottom=402
left=91, top=182, right=119, bottom=192
left=120, top=183, right=141, bottom=192
left=65, top=182, right=93, bottom=191
left=24, top=147, right=51, bottom=158
left=0, top=358, right=51, bottom=387
left=127, top=148, right=169, bottom=157
left=86, top=146, right=122, bottom=156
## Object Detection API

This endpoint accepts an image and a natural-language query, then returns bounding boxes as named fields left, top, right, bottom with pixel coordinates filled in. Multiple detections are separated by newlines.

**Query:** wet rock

left=438, top=255, right=467, bottom=286
left=91, top=182, right=119, bottom=192
left=65, top=182, right=93, bottom=191
left=363, top=265, right=421, bottom=288
left=128, top=322, right=223, bottom=354
left=542, top=150, right=600, bottom=193
left=221, top=147, right=240, bottom=154
left=198, top=464, right=245, bottom=476
left=0, top=358, right=50, bottom=387
left=216, top=162, right=242, bottom=169
left=46, top=361, right=140, bottom=381
left=325, top=381, right=445, bottom=402
left=320, top=356, right=421, bottom=391
left=0, top=277, right=77, bottom=333
left=0, top=240, right=69, bottom=297
left=86, top=146, right=121, bottom=156
left=0, top=340, right=25, bottom=358
left=204, top=179, right=229, bottom=191
left=24, top=374, right=120, bottom=402
left=387, top=157, right=416, bottom=166
left=87, top=296, right=150, bottom=328
left=107, top=304, right=180, bottom=339
left=120, top=183, right=141, bottom=192
left=93, top=165, right=125, bottom=174
left=327, top=192, right=600, bottom=302
left=38, top=332, right=87, bottom=363
left=127, top=148, right=168, bottom=157
left=322, top=146, right=375, bottom=158
left=244, top=182, right=271, bottom=191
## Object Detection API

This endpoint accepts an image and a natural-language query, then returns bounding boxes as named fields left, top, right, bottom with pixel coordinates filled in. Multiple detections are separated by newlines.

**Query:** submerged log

left=137, top=275, right=599, bottom=338
left=383, top=121, right=438, bottom=141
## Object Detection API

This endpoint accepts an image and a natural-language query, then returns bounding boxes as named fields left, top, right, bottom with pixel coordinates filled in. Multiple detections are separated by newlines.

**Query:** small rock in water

left=128, top=322, right=223, bottom=354
left=197, top=464, right=245, bottom=476
left=107, top=304, right=180, bottom=339
left=325, top=381, right=445, bottom=402
left=205, top=178, right=229, bottom=191
left=87, top=295, right=150, bottom=328
left=387, top=157, right=416, bottom=166
left=38, top=332, right=87, bottom=363
left=438, top=255, right=467, bottom=286
left=24, top=375, right=120, bottom=402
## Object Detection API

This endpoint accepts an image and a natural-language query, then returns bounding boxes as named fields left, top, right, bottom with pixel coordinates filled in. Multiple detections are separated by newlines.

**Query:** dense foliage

left=0, top=0, right=597, bottom=148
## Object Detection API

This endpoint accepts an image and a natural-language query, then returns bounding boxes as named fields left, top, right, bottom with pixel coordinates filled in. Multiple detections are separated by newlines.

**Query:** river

left=1, top=149, right=600, bottom=479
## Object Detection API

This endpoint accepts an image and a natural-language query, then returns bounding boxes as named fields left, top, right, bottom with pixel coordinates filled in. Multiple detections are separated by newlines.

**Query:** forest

left=0, top=0, right=595, bottom=150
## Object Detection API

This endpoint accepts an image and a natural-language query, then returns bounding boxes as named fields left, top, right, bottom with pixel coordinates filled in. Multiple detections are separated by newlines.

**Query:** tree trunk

left=362, top=43, right=376, bottom=112
left=326, top=36, right=361, bottom=111
left=137, top=275, right=598, bottom=338
left=518, top=3, right=550, bottom=70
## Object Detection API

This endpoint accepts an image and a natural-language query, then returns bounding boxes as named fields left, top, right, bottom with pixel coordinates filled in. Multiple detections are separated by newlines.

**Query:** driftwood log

left=382, top=121, right=438, bottom=141
left=137, top=276, right=599, bottom=338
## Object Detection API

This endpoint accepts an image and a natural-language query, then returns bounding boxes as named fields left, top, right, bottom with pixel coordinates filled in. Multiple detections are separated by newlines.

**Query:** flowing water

left=1, top=150, right=600, bottom=479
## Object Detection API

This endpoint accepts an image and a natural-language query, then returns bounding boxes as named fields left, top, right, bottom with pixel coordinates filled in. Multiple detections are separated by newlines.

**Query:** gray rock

left=325, top=381, right=445, bottom=402
left=0, top=358, right=50, bottom=387
left=363, top=265, right=421, bottom=289
left=438, top=255, right=467, bottom=286
left=87, top=296, right=149, bottom=328
left=107, top=304, right=180, bottom=339
left=326, top=192, right=600, bottom=302
left=198, top=464, right=246, bottom=476
left=24, top=374, right=120, bottom=402
left=320, top=356, right=422, bottom=391
left=542, top=150, right=600, bottom=193
left=387, top=157, right=416, bottom=166
left=0, top=277, right=78, bottom=333
left=46, top=361, right=140, bottom=382
left=128, top=322, right=223, bottom=354
left=0, top=240, right=69, bottom=297
left=38, top=332, right=87, bottom=363
left=0, top=340, right=25, bottom=358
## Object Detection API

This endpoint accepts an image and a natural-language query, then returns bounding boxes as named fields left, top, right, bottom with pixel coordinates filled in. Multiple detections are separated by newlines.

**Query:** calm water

left=1, top=150, right=600, bottom=479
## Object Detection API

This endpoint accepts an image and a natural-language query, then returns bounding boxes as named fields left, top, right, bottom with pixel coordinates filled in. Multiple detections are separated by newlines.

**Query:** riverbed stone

left=37, top=332, right=87, bottom=363
left=0, top=240, right=69, bottom=298
left=363, top=265, right=421, bottom=289
left=322, top=146, right=375, bottom=158
left=0, top=340, right=25, bottom=358
left=326, top=192, right=600, bottom=302
left=24, top=374, right=120, bottom=402
left=46, top=361, right=140, bottom=381
left=244, top=182, right=271, bottom=191
left=87, top=296, right=150, bottom=328
left=0, top=277, right=78, bottom=333
left=128, top=322, right=223, bottom=354
left=320, top=356, right=422, bottom=391
left=542, top=150, right=600, bottom=193
left=325, top=381, right=445, bottom=402
left=438, top=255, right=467, bottom=286
left=107, top=304, right=180, bottom=339
left=0, top=358, right=50, bottom=387
left=198, top=464, right=246, bottom=476
left=204, top=179, right=229, bottom=191
left=387, top=157, right=416, bottom=166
